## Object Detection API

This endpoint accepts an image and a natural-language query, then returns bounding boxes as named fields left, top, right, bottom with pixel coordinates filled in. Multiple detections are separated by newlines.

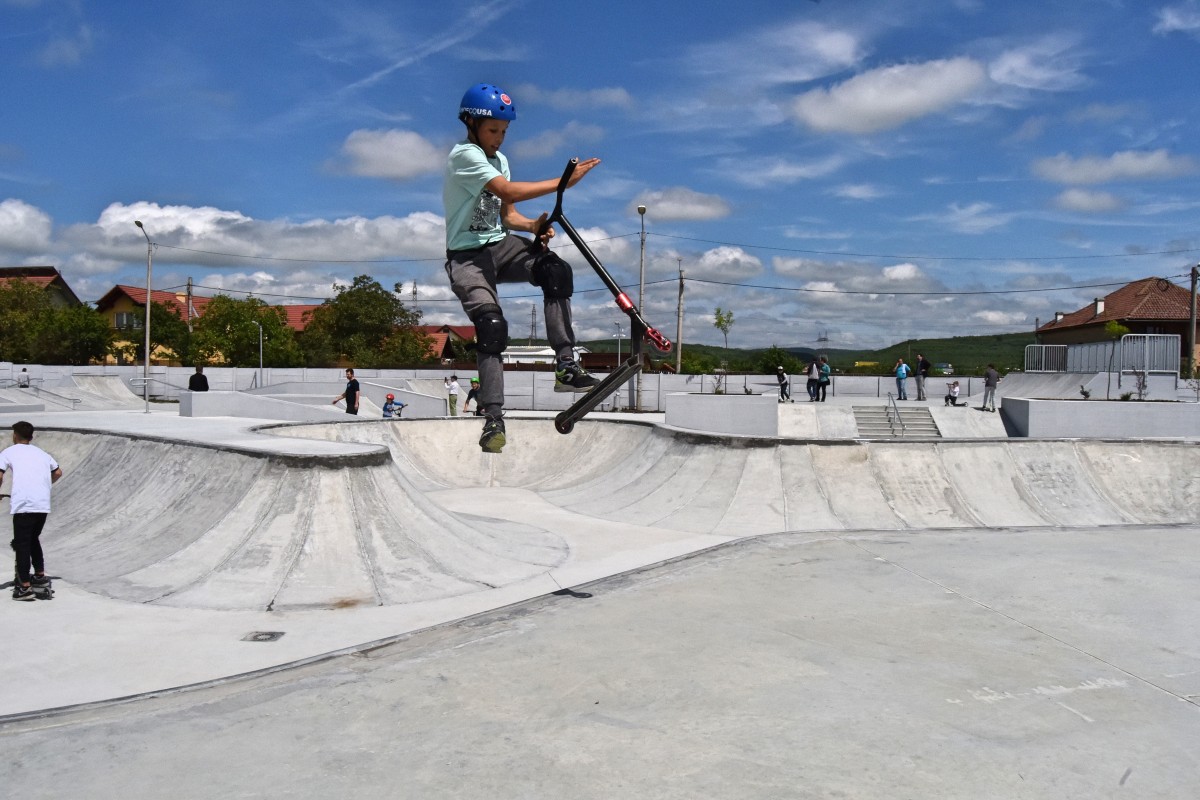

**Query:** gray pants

left=446, top=234, right=576, bottom=413
left=982, top=386, right=997, bottom=410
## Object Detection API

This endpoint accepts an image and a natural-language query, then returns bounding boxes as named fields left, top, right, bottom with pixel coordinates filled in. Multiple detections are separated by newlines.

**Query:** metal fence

left=1025, top=335, right=1180, bottom=377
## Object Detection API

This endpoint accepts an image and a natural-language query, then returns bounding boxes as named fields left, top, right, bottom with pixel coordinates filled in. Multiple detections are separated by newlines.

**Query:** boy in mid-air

left=444, top=83, right=600, bottom=453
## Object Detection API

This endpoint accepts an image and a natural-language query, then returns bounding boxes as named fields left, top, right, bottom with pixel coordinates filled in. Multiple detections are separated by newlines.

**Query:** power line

left=149, top=232, right=639, bottom=265
left=685, top=275, right=1191, bottom=297
left=650, top=232, right=1200, bottom=262
left=166, top=271, right=1191, bottom=306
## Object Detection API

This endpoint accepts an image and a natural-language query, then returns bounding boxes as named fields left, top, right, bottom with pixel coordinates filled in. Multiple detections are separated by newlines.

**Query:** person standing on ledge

left=981, top=364, right=1000, bottom=412
left=332, top=368, right=360, bottom=415
left=444, top=375, right=461, bottom=417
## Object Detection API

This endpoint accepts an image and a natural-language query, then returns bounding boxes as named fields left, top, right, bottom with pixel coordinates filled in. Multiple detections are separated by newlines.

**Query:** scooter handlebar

left=535, top=159, right=579, bottom=243
left=555, top=158, right=578, bottom=200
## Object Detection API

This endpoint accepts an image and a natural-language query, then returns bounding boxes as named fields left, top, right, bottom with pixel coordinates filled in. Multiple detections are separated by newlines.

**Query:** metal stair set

left=852, top=405, right=942, bottom=438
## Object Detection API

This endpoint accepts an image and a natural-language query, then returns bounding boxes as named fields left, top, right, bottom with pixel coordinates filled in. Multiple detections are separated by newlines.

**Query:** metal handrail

left=884, top=392, right=907, bottom=436
left=129, top=376, right=192, bottom=393
left=1, top=376, right=82, bottom=409
left=26, top=384, right=82, bottom=410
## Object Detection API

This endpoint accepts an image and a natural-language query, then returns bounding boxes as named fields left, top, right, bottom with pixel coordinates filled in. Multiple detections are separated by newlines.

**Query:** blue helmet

left=458, top=83, right=516, bottom=122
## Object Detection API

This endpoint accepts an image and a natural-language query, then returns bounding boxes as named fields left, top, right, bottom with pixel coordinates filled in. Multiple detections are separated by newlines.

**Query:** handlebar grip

left=556, top=158, right=578, bottom=197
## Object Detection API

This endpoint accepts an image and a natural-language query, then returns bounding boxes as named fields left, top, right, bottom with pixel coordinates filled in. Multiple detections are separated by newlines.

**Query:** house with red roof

left=0, top=266, right=82, bottom=307
left=415, top=324, right=476, bottom=362
left=1036, top=276, right=1198, bottom=367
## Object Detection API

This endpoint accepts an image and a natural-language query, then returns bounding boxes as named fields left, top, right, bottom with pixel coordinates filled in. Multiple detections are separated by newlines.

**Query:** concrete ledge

left=1004, top=396, right=1200, bottom=438
left=665, top=392, right=779, bottom=437
left=181, top=390, right=348, bottom=422
left=0, top=403, right=46, bottom=414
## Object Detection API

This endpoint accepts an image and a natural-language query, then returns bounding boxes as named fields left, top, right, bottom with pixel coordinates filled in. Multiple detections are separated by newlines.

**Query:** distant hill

left=577, top=331, right=1036, bottom=376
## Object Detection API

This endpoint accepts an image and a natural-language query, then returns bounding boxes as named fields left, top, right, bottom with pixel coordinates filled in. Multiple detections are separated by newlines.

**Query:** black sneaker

left=29, top=574, right=51, bottom=587
left=554, top=359, right=600, bottom=393
left=12, top=585, right=36, bottom=602
left=479, top=415, right=506, bottom=454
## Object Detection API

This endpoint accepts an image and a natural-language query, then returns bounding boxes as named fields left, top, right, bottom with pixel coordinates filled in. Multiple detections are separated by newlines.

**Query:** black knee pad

left=531, top=252, right=574, bottom=299
left=471, top=306, right=509, bottom=355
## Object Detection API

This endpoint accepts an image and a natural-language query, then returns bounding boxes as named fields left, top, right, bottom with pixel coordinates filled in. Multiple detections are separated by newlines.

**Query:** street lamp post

left=134, top=220, right=152, bottom=413
left=636, top=205, right=646, bottom=411
left=613, top=321, right=622, bottom=370
left=252, top=320, right=264, bottom=388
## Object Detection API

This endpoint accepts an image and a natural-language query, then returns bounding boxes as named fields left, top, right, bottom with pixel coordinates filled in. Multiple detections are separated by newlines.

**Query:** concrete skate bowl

left=316, top=418, right=1200, bottom=532
left=26, top=422, right=1200, bottom=614
left=28, top=428, right=569, bottom=612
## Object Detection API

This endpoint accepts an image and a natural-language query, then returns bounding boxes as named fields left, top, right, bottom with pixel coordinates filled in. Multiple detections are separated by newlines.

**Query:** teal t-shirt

left=443, top=141, right=509, bottom=251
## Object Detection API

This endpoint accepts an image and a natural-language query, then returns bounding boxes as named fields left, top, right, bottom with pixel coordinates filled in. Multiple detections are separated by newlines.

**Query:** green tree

left=680, top=351, right=719, bottom=374
left=713, top=307, right=734, bottom=351
left=47, top=304, right=115, bottom=365
left=757, top=345, right=803, bottom=376
left=1103, top=320, right=1132, bottom=399
left=192, top=295, right=303, bottom=367
left=298, top=275, right=432, bottom=367
left=0, top=279, right=51, bottom=362
left=0, top=280, right=112, bottom=365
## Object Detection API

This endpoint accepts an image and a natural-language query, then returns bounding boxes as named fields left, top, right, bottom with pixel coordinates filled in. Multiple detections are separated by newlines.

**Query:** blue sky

left=2, top=0, right=1199, bottom=351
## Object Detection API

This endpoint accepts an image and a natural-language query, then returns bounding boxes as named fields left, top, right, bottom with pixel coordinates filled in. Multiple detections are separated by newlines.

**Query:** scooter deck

left=555, top=356, right=642, bottom=434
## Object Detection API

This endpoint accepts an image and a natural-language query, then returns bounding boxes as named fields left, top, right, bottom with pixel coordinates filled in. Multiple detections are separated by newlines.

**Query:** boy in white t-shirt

left=1, top=421, right=63, bottom=601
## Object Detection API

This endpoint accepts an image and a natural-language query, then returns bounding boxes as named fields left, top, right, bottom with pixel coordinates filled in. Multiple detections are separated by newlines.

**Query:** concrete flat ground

left=1, top=404, right=1198, bottom=798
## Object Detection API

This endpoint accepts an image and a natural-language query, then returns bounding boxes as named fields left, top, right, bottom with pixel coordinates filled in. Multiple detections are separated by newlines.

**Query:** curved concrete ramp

left=32, top=422, right=1200, bottom=614
left=69, top=375, right=146, bottom=408
left=36, top=429, right=567, bottom=612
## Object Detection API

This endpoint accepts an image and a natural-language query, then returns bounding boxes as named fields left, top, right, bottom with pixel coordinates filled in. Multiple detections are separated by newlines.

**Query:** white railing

left=1026, top=335, right=1180, bottom=376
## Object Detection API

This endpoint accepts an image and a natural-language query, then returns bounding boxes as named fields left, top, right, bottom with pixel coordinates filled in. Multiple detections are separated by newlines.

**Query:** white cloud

left=833, top=183, right=887, bottom=200
left=726, top=155, right=847, bottom=188
left=1054, top=188, right=1125, bottom=213
left=38, top=24, right=94, bottom=67
left=1033, top=149, right=1198, bottom=184
left=334, top=129, right=443, bottom=180
left=1154, top=3, right=1200, bottom=35
left=512, top=85, right=634, bottom=112
left=972, top=309, right=1028, bottom=326
left=547, top=224, right=632, bottom=270
left=67, top=201, right=447, bottom=268
left=913, top=202, right=1015, bottom=234
left=882, top=263, right=923, bottom=281
left=1008, top=116, right=1048, bottom=142
left=508, top=121, right=605, bottom=160
left=691, top=246, right=763, bottom=281
left=792, top=58, right=988, bottom=134
left=687, top=21, right=864, bottom=88
left=1068, top=103, right=1133, bottom=124
left=0, top=198, right=53, bottom=252
left=633, top=187, right=730, bottom=222
left=988, top=35, right=1086, bottom=92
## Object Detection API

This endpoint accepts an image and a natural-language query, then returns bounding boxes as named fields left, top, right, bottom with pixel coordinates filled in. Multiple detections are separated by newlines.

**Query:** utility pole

left=636, top=204, right=647, bottom=411
left=411, top=281, right=419, bottom=314
left=1189, top=263, right=1198, bottom=377
left=186, top=277, right=194, bottom=333
left=675, top=258, right=684, bottom=374
left=134, top=220, right=153, bottom=413
left=529, top=305, right=537, bottom=345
